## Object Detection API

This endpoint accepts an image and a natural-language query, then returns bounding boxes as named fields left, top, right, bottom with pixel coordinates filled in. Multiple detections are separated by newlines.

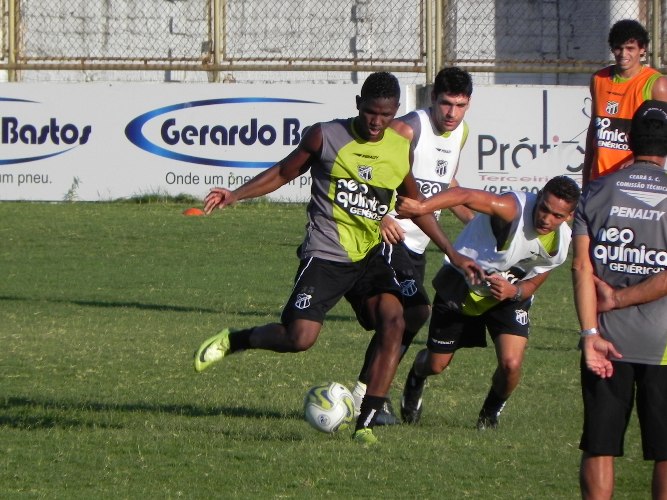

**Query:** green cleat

left=352, top=428, right=378, bottom=446
left=194, top=328, right=231, bottom=372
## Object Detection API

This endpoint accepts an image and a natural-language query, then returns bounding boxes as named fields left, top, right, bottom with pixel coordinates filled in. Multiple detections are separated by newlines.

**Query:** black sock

left=229, top=328, right=253, bottom=352
left=355, top=395, right=385, bottom=431
left=481, top=387, right=507, bottom=416
left=399, top=329, right=419, bottom=361
left=407, top=366, right=426, bottom=386
left=357, top=334, right=379, bottom=385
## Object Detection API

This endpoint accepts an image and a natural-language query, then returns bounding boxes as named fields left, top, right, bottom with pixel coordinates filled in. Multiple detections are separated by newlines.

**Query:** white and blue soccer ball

left=303, top=382, right=355, bottom=433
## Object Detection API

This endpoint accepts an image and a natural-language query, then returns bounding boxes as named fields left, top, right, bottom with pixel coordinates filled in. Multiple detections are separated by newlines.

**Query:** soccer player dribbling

left=193, top=72, right=481, bottom=445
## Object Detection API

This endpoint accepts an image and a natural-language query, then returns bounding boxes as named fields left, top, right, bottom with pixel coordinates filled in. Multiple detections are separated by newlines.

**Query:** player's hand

left=485, top=273, right=516, bottom=301
left=204, top=188, right=236, bottom=214
left=449, top=252, right=483, bottom=285
left=380, top=215, right=405, bottom=245
left=395, top=196, right=426, bottom=218
left=593, top=275, right=618, bottom=312
left=581, top=334, right=622, bottom=378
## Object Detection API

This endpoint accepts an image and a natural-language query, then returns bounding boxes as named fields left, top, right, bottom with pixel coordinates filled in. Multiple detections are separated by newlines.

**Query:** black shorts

left=427, top=267, right=532, bottom=354
left=579, top=358, right=667, bottom=460
left=281, top=244, right=402, bottom=330
left=382, top=241, right=430, bottom=309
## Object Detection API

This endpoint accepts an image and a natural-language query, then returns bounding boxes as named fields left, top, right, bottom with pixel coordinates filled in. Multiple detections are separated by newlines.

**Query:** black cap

left=630, top=100, right=667, bottom=157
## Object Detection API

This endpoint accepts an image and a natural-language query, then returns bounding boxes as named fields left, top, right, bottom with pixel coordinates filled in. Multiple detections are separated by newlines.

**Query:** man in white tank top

left=351, top=68, right=475, bottom=424
left=396, top=176, right=580, bottom=429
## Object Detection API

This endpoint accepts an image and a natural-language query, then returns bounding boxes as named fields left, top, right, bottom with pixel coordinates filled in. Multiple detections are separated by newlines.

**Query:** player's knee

left=377, top=300, right=404, bottom=331
left=286, top=328, right=319, bottom=352
left=290, top=336, right=317, bottom=352
left=386, top=313, right=405, bottom=340
left=499, top=356, right=523, bottom=377
left=375, top=315, right=405, bottom=358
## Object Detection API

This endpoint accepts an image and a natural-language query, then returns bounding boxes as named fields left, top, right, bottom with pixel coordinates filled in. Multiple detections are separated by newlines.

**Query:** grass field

left=0, top=201, right=652, bottom=499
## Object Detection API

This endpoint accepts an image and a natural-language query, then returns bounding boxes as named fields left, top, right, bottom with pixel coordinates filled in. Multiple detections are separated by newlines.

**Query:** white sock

left=351, top=381, right=367, bottom=417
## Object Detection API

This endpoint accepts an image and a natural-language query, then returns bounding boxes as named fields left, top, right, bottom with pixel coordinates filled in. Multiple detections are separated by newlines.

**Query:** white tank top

left=450, top=192, right=572, bottom=296
left=395, top=109, right=467, bottom=254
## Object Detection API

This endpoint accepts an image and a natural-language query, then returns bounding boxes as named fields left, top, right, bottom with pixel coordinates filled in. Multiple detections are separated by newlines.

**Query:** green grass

left=0, top=201, right=652, bottom=499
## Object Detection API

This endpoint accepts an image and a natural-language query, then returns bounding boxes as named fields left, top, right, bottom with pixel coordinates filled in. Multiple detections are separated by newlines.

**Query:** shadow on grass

left=0, top=294, right=355, bottom=322
left=0, top=294, right=220, bottom=314
left=0, top=414, right=125, bottom=430
left=0, top=396, right=303, bottom=430
left=530, top=344, right=579, bottom=352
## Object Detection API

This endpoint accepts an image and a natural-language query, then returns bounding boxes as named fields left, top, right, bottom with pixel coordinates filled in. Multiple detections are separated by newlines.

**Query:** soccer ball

left=303, top=382, right=355, bottom=433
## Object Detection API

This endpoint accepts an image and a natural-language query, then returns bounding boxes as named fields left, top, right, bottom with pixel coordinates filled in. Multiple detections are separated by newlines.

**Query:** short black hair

left=433, top=67, right=473, bottom=97
left=629, top=100, right=667, bottom=157
left=360, top=72, right=401, bottom=101
left=608, top=19, right=649, bottom=49
left=543, top=175, right=581, bottom=207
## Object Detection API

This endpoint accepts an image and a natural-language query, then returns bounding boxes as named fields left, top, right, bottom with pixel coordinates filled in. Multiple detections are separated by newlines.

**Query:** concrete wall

left=14, top=0, right=645, bottom=86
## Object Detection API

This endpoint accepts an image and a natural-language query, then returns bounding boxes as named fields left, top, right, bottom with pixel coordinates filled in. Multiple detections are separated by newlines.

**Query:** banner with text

left=0, top=83, right=588, bottom=202
left=0, top=83, right=380, bottom=202
left=456, top=85, right=589, bottom=193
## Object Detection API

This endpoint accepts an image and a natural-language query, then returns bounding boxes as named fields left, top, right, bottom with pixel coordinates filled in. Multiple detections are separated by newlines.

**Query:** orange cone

left=183, top=207, right=205, bottom=216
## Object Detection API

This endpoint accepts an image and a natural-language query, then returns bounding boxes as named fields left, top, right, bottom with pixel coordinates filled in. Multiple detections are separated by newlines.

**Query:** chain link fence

left=0, top=0, right=663, bottom=83
left=13, top=0, right=212, bottom=65
left=444, top=0, right=665, bottom=85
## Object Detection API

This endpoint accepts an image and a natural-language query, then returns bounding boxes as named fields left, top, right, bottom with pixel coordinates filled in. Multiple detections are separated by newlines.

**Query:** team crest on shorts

left=294, top=293, right=312, bottom=310
left=515, top=309, right=528, bottom=326
left=358, top=165, right=373, bottom=181
left=400, top=279, right=418, bottom=297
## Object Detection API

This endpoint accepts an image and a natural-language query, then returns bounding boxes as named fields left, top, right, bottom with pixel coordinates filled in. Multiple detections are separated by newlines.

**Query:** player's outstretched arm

left=203, top=124, right=322, bottom=214
left=396, top=186, right=518, bottom=223
left=398, top=173, right=483, bottom=283
left=447, top=179, right=476, bottom=224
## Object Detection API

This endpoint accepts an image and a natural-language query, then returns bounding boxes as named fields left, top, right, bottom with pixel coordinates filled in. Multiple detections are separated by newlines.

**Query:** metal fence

left=0, top=0, right=664, bottom=83
left=443, top=0, right=665, bottom=75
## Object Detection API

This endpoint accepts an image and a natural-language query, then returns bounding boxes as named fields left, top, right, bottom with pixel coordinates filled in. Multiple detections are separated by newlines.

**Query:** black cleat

left=374, top=399, right=401, bottom=426
left=476, top=412, right=498, bottom=430
left=476, top=403, right=505, bottom=430
left=400, top=369, right=425, bottom=424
